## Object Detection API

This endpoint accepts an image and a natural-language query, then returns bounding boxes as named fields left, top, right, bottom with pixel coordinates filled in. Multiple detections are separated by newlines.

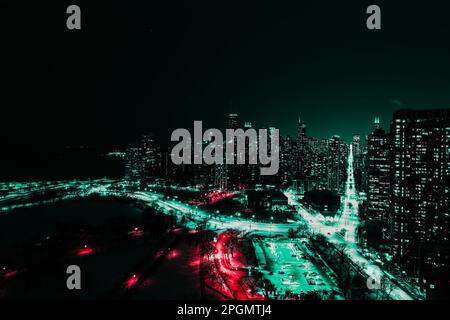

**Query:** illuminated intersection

left=285, top=145, right=416, bottom=300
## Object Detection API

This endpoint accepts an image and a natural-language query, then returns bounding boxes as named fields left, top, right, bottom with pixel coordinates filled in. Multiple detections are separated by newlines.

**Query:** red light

left=3, top=270, right=18, bottom=279
left=205, top=191, right=236, bottom=204
left=168, top=249, right=179, bottom=259
left=128, top=227, right=144, bottom=237
left=125, top=274, right=139, bottom=289
left=211, top=231, right=265, bottom=300
left=76, top=246, right=94, bottom=256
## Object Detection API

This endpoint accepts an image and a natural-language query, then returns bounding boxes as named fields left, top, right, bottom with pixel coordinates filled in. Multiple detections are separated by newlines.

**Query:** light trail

left=0, top=160, right=419, bottom=300
left=285, top=145, right=415, bottom=300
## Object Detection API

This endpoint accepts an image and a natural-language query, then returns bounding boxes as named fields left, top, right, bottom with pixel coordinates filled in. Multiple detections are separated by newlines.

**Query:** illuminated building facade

left=366, top=125, right=390, bottom=222
left=297, top=117, right=310, bottom=178
left=241, top=121, right=259, bottom=187
left=352, top=134, right=361, bottom=159
left=310, top=137, right=330, bottom=190
left=352, top=134, right=363, bottom=191
left=390, top=109, right=450, bottom=299
left=328, top=135, right=348, bottom=193
left=140, top=133, right=159, bottom=180
left=280, top=135, right=297, bottom=185
left=225, top=113, right=239, bottom=189
left=311, top=152, right=329, bottom=190
left=125, top=146, right=142, bottom=180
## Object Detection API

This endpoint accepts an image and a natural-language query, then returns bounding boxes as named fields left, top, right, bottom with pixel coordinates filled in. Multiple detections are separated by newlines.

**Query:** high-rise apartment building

left=390, top=109, right=450, bottom=298
left=328, top=135, right=348, bottom=193
left=366, top=125, right=390, bottom=222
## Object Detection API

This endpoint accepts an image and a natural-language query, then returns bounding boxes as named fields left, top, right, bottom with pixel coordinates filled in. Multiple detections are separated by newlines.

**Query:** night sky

left=2, top=0, right=450, bottom=152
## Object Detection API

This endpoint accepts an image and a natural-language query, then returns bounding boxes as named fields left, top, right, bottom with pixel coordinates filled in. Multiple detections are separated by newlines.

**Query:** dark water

left=0, top=198, right=141, bottom=254
left=0, top=198, right=202, bottom=299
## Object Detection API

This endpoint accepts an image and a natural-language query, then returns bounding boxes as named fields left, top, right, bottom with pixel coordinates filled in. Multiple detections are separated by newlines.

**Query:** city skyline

left=0, top=108, right=442, bottom=181
left=1, top=107, right=448, bottom=300
left=1, top=1, right=449, bottom=303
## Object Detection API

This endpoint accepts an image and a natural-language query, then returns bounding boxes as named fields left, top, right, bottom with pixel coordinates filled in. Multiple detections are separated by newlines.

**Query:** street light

left=270, top=216, right=274, bottom=236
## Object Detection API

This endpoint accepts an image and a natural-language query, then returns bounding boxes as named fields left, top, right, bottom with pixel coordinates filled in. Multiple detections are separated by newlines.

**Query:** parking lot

left=253, top=238, right=342, bottom=299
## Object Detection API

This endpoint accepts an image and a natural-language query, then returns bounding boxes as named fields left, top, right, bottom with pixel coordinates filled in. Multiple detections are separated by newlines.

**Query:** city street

left=285, top=145, right=416, bottom=300
left=0, top=145, right=419, bottom=300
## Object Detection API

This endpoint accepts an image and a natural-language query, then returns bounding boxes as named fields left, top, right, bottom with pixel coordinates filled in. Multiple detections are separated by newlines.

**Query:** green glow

left=0, top=165, right=420, bottom=300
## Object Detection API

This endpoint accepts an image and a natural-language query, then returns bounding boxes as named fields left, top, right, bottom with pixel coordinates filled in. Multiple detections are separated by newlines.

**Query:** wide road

left=285, top=145, right=415, bottom=300
left=0, top=151, right=418, bottom=300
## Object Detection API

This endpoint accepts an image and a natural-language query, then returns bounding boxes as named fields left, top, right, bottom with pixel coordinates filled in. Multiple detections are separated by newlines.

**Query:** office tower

left=309, top=137, right=329, bottom=190
left=280, top=135, right=297, bottom=185
left=352, top=134, right=361, bottom=172
left=312, top=152, right=329, bottom=190
left=313, top=137, right=329, bottom=155
left=297, top=116, right=310, bottom=177
left=366, top=125, right=390, bottom=222
left=352, top=134, right=361, bottom=158
left=328, top=135, right=348, bottom=193
left=359, top=138, right=369, bottom=195
left=227, top=113, right=239, bottom=129
left=158, top=147, right=171, bottom=178
left=124, top=146, right=142, bottom=180
left=140, top=133, right=159, bottom=180
left=352, top=134, right=363, bottom=191
left=242, top=121, right=259, bottom=185
left=390, top=109, right=450, bottom=299
left=374, top=116, right=381, bottom=129
left=214, top=163, right=227, bottom=190
left=279, top=135, right=289, bottom=184
left=224, top=114, right=239, bottom=188
left=309, top=137, right=329, bottom=159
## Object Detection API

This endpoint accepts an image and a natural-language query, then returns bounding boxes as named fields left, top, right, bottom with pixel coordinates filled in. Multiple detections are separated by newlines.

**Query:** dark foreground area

left=0, top=198, right=205, bottom=299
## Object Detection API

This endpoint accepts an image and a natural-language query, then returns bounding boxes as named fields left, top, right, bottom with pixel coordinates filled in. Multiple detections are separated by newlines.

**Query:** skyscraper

left=366, top=126, right=390, bottom=222
left=125, top=146, right=142, bottom=180
left=374, top=116, right=381, bottom=129
left=214, top=163, right=227, bottom=190
left=352, top=134, right=363, bottom=191
left=280, top=135, right=297, bottom=185
left=390, top=109, right=450, bottom=298
left=310, top=137, right=329, bottom=190
left=227, top=113, right=239, bottom=130
left=312, top=151, right=329, bottom=190
left=328, top=135, right=348, bottom=193
left=241, top=121, right=259, bottom=186
left=141, top=133, right=159, bottom=180
left=297, top=117, right=310, bottom=177
left=225, top=113, right=239, bottom=188
left=352, top=134, right=361, bottom=159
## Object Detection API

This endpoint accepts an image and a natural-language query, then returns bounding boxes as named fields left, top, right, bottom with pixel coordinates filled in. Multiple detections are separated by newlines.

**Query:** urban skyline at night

left=1, top=107, right=449, bottom=300
left=1, top=1, right=449, bottom=308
